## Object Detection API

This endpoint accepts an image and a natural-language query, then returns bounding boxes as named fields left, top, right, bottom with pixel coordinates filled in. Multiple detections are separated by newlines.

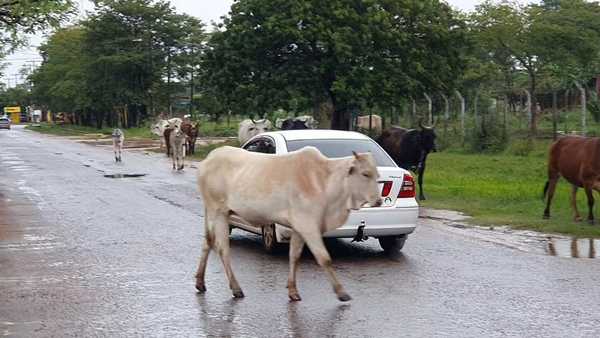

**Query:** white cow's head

left=239, top=118, right=272, bottom=144
left=249, top=118, right=272, bottom=134
left=150, top=120, right=169, bottom=136
left=347, top=152, right=382, bottom=210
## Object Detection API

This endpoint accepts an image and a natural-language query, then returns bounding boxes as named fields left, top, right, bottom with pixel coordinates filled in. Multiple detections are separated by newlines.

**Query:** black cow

left=280, top=118, right=309, bottom=130
left=377, top=120, right=437, bottom=200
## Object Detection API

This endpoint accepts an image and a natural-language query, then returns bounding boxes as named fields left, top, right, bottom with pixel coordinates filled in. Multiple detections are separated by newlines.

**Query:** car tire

left=378, top=235, right=406, bottom=254
left=262, top=224, right=283, bottom=254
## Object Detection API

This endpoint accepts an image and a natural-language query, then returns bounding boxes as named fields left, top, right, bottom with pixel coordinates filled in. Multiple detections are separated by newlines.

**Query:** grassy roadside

left=420, top=140, right=600, bottom=238
left=26, top=123, right=155, bottom=139
left=26, top=120, right=239, bottom=139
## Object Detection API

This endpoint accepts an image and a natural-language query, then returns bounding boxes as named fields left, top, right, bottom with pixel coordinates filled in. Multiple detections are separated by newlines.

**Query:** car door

left=228, top=136, right=277, bottom=234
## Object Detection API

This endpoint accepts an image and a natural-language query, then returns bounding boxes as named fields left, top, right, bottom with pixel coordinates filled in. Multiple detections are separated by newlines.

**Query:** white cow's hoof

left=337, top=292, right=352, bottom=302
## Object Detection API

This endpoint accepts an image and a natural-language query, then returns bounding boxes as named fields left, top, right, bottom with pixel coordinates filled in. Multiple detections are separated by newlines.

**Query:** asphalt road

left=1, top=126, right=600, bottom=337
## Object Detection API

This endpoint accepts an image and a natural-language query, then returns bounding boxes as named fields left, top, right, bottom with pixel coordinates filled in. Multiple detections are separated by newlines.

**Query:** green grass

left=26, top=123, right=155, bottom=139
left=198, top=120, right=240, bottom=137
left=421, top=139, right=600, bottom=238
left=187, top=140, right=240, bottom=161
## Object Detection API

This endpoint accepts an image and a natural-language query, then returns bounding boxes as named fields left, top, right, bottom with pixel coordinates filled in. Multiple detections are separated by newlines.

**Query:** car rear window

left=286, top=139, right=396, bottom=167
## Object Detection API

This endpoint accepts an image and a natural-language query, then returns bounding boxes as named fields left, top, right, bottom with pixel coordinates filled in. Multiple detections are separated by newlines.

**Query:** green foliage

left=29, top=0, right=205, bottom=129
left=588, top=100, right=600, bottom=123
left=202, top=0, right=467, bottom=129
left=0, top=0, right=74, bottom=55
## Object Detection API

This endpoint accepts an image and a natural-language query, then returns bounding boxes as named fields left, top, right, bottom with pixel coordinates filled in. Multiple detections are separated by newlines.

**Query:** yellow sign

left=8, top=112, right=20, bottom=124
left=3, top=106, right=21, bottom=113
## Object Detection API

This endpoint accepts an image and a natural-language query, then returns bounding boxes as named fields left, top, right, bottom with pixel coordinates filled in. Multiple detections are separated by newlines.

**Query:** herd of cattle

left=136, top=114, right=437, bottom=199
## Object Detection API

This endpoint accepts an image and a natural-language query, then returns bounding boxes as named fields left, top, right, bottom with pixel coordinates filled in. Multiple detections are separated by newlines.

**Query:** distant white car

left=230, top=129, right=419, bottom=254
left=0, top=116, right=11, bottom=129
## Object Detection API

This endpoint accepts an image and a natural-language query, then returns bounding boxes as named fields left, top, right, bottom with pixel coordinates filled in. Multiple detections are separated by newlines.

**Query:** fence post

left=574, top=81, right=587, bottom=135
left=455, top=90, right=465, bottom=141
left=424, top=93, right=433, bottom=125
left=441, top=93, right=450, bottom=121
left=552, top=91, right=558, bottom=140
left=411, top=97, right=417, bottom=127
left=524, top=89, right=532, bottom=130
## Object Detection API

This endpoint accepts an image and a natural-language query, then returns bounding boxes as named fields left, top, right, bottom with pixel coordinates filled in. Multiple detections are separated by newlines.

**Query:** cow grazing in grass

left=377, top=120, right=437, bottom=200
left=181, top=122, right=199, bottom=155
left=195, top=146, right=382, bottom=301
left=112, top=128, right=124, bottom=162
left=151, top=118, right=183, bottom=149
left=169, top=127, right=186, bottom=170
left=238, top=119, right=272, bottom=144
left=356, top=115, right=383, bottom=135
left=543, top=136, right=600, bottom=224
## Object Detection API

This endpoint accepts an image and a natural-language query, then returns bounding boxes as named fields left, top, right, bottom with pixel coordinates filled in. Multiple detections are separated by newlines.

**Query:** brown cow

left=543, top=136, right=600, bottom=224
left=181, top=122, right=199, bottom=155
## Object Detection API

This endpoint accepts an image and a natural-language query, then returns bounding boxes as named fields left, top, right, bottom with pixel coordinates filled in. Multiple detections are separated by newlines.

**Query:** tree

left=0, top=0, right=74, bottom=57
left=470, top=1, right=543, bottom=134
left=82, top=0, right=204, bottom=127
left=203, top=0, right=467, bottom=129
left=30, top=26, right=90, bottom=119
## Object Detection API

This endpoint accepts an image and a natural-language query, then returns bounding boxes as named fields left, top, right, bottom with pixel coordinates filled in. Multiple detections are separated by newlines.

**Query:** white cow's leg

left=287, top=232, right=304, bottom=301
left=296, top=227, right=351, bottom=302
left=196, top=208, right=213, bottom=292
left=196, top=239, right=211, bottom=293
left=212, top=211, right=244, bottom=298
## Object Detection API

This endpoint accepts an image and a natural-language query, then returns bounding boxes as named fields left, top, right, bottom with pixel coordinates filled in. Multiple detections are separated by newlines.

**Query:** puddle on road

left=104, top=173, right=147, bottom=179
left=421, top=209, right=598, bottom=259
left=547, top=237, right=597, bottom=259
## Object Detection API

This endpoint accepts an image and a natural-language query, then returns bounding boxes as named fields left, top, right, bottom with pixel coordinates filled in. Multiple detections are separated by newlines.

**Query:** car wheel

left=378, top=235, right=406, bottom=254
left=262, top=224, right=283, bottom=254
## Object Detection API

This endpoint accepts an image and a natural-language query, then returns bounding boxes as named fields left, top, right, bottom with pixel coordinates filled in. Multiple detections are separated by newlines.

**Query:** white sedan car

left=230, top=129, right=419, bottom=254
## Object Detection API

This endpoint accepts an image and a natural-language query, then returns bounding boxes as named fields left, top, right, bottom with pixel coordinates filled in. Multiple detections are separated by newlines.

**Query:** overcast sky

left=1, top=0, right=535, bottom=87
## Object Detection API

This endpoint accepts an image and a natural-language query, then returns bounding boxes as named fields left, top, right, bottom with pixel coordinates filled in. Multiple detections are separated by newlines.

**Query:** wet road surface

left=1, top=126, right=600, bottom=337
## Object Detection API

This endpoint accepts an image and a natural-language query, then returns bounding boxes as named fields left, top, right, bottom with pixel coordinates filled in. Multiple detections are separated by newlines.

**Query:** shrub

left=588, top=100, right=600, bottom=123
left=508, top=138, right=534, bottom=157
left=467, top=115, right=508, bottom=153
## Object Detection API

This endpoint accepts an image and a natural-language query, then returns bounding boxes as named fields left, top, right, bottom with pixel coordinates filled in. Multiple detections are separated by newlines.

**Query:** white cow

left=151, top=118, right=183, bottom=149
left=238, top=119, right=272, bottom=144
left=356, top=114, right=382, bottom=135
left=195, top=146, right=382, bottom=302
left=111, top=128, right=124, bottom=162
left=169, top=126, right=186, bottom=170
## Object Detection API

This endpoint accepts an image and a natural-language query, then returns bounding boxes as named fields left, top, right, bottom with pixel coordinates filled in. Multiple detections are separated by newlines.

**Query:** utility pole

left=189, top=67, right=194, bottom=117
left=167, top=48, right=172, bottom=117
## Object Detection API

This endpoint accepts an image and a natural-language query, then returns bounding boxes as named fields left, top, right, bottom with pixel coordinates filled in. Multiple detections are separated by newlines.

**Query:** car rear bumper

left=275, top=205, right=419, bottom=242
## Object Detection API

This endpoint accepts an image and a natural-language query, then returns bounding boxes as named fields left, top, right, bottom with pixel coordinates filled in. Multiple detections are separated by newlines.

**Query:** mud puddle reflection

left=104, top=173, right=147, bottom=178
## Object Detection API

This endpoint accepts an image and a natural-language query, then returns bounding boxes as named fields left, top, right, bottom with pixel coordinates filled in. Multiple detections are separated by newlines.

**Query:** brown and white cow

left=195, top=146, right=382, bottom=302
left=151, top=117, right=183, bottom=150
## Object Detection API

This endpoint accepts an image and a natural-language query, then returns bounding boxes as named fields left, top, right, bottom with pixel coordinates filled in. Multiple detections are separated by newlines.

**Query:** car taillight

left=398, top=174, right=415, bottom=198
left=380, top=181, right=393, bottom=197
